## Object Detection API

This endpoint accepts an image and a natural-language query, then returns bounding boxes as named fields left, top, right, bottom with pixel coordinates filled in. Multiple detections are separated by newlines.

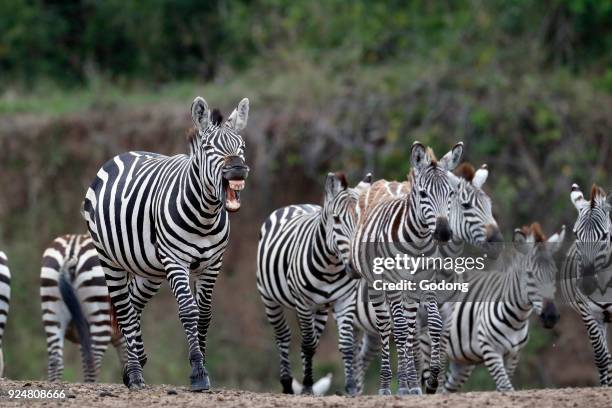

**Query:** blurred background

left=0, top=0, right=611, bottom=393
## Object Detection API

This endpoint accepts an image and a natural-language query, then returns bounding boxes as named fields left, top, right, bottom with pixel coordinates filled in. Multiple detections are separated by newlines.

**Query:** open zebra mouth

left=224, top=179, right=245, bottom=212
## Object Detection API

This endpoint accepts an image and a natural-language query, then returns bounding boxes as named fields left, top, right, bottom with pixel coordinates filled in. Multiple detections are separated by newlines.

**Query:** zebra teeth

left=229, top=180, right=245, bottom=191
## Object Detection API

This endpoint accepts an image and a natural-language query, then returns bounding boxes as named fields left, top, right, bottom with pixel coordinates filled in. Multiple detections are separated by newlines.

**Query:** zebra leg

left=41, top=270, right=70, bottom=382
left=372, top=298, right=392, bottom=394
left=111, top=331, right=128, bottom=369
left=333, top=298, right=358, bottom=396
left=482, top=351, right=514, bottom=391
left=194, top=270, right=219, bottom=367
left=504, top=353, right=520, bottom=380
left=44, top=318, right=68, bottom=381
left=400, top=300, right=421, bottom=395
left=354, top=332, right=381, bottom=394
left=424, top=294, right=442, bottom=394
left=261, top=295, right=293, bottom=393
left=443, top=363, right=474, bottom=393
left=128, top=275, right=163, bottom=367
left=296, top=305, right=319, bottom=394
left=581, top=311, right=611, bottom=385
left=162, top=259, right=208, bottom=392
left=101, top=262, right=145, bottom=389
left=314, top=308, right=329, bottom=343
left=418, top=327, right=431, bottom=386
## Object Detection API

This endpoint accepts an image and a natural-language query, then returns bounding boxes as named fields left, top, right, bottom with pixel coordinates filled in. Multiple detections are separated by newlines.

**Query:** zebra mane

left=590, top=184, right=606, bottom=209
left=454, top=162, right=476, bottom=181
left=521, top=222, right=546, bottom=243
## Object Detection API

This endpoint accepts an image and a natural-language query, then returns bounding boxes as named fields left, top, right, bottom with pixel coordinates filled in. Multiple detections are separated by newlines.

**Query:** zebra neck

left=502, top=262, right=532, bottom=318
left=186, top=155, right=224, bottom=222
left=314, top=217, right=339, bottom=264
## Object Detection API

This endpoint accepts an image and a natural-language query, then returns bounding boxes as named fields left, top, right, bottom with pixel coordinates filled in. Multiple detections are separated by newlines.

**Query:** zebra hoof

left=345, top=383, right=358, bottom=397
left=280, top=377, right=294, bottom=394
left=301, top=385, right=313, bottom=395
left=425, top=378, right=439, bottom=394
left=398, top=387, right=422, bottom=395
left=123, top=366, right=145, bottom=390
left=190, top=366, right=210, bottom=392
left=378, top=388, right=392, bottom=395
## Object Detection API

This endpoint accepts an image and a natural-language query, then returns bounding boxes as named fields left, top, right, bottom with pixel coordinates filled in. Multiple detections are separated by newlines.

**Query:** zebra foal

left=257, top=172, right=370, bottom=396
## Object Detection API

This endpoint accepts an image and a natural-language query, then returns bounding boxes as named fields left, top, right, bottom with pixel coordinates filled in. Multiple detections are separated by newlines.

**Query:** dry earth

left=1, top=379, right=611, bottom=408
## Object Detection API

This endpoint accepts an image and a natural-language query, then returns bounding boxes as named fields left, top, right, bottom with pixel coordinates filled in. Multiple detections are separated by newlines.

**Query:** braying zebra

left=40, top=234, right=126, bottom=382
left=82, top=96, right=250, bottom=390
left=440, top=223, right=563, bottom=392
left=257, top=172, right=371, bottom=396
left=352, top=162, right=503, bottom=394
left=0, top=251, right=10, bottom=377
left=560, top=184, right=612, bottom=385
left=351, top=141, right=464, bottom=395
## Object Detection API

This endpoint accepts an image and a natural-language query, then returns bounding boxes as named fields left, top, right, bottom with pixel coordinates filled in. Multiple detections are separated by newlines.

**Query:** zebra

left=40, top=234, right=126, bottom=382
left=256, top=172, right=371, bottom=396
left=0, top=251, right=10, bottom=377
left=440, top=223, right=563, bottom=392
left=560, top=183, right=612, bottom=385
left=82, top=96, right=250, bottom=390
left=351, top=141, right=464, bottom=395
left=352, top=162, right=503, bottom=393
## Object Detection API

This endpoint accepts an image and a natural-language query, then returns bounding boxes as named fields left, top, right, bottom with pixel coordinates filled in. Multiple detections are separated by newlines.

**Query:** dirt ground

left=1, top=379, right=611, bottom=408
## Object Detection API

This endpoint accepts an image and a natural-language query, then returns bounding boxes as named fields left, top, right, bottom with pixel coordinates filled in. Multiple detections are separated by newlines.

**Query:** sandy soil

left=1, top=379, right=612, bottom=408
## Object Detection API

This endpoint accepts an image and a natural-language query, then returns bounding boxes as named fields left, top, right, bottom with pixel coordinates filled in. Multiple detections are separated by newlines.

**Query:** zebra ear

left=546, top=225, right=566, bottom=256
left=410, top=142, right=430, bottom=173
left=513, top=229, right=529, bottom=255
left=227, top=98, right=249, bottom=132
left=353, top=172, right=372, bottom=195
left=191, top=97, right=210, bottom=132
left=472, top=164, right=488, bottom=189
left=324, top=172, right=347, bottom=206
left=439, top=142, right=464, bottom=171
left=571, top=183, right=587, bottom=211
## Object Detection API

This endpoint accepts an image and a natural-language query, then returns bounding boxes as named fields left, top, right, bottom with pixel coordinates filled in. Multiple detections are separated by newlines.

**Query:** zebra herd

left=0, top=96, right=610, bottom=397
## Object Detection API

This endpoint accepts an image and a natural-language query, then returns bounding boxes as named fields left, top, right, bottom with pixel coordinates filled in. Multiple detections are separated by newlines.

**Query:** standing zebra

left=352, top=162, right=503, bottom=393
left=351, top=141, right=464, bottom=395
left=0, top=251, right=10, bottom=377
left=560, top=184, right=612, bottom=385
left=257, top=172, right=370, bottom=396
left=82, top=96, right=250, bottom=390
left=441, top=223, right=563, bottom=392
left=40, top=234, right=126, bottom=382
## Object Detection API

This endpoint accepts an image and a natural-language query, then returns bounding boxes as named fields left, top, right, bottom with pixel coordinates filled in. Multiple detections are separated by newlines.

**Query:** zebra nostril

left=434, top=217, right=452, bottom=242
left=486, top=225, right=503, bottom=243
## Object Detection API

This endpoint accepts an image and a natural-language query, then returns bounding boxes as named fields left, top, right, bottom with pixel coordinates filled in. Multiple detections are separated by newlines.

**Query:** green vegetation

left=0, top=0, right=610, bottom=394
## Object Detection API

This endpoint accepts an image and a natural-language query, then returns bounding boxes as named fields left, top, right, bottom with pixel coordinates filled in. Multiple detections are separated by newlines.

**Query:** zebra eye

left=462, top=202, right=471, bottom=209
left=419, top=191, right=427, bottom=199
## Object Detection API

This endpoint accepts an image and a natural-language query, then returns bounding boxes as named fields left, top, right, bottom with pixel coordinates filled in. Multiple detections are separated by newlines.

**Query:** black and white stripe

left=560, top=184, right=612, bottom=385
left=82, top=96, right=250, bottom=390
left=257, top=173, right=370, bottom=395
left=40, top=234, right=126, bottom=382
left=440, top=224, right=563, bottom=392
left=0, top=251, right=10, bottom=377
left=351, top=141, right=464, bottom=395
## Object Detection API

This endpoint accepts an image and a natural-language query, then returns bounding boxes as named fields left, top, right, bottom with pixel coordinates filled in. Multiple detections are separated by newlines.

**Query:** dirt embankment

left=1, top=379, right=612, bottom=408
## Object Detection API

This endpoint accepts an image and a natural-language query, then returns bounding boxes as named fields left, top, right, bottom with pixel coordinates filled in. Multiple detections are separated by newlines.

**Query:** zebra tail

left=58, top=270, right=95, bottom=376
left=108, top=296, right=121, bottom=339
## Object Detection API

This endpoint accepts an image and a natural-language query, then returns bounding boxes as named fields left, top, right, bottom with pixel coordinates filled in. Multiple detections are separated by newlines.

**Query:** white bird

left=291, top=373, right=333, bottom=396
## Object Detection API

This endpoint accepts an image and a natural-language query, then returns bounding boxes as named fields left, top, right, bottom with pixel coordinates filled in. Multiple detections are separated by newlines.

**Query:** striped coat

left=40, top=234, right=125, bottom=381
left=82, top=96, right=250, bottom=390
